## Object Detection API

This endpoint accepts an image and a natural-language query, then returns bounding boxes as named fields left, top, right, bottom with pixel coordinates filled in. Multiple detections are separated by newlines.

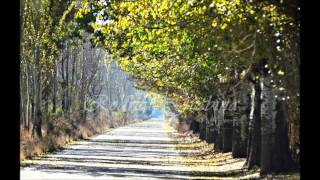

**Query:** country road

left=20, top=120, right=197, bottom=180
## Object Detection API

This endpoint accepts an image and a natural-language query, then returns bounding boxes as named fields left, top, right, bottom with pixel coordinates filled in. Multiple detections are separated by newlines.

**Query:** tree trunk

left=61, top=53, right=66, bottom=112
left=33, top=41, right=42, bottom=138
left=209, top=102, right=219, bottom=144
left=260, top=76, right=275, bottom=174
left=232, top=83, right=250, bottom=158
left=79, top=46, right=87, bottom=120
left=20, top=73, right=25, bottom=128
left=271, top=100, right=297, bottom=172
left=52, top=65, right=57, bottom=114
left=25, top=64, right=30, bottom=130
left=27, top=94, right=31, bottom=132
left=199, top=111, right=207, bottom=140
left=222, top=108, right=233, bottom=152
left=44, top=88, right=49, bottom=130
left=232, top=92, right=241, bottom=157
left=206, top=106, right=215, bottom=143
left=190, top=119, right=200, bottom=133
left=65, top=45, right=70, bottom=112
left=26, top=63, right=31, bottom=131
left=31, top=70, right=35, bottom=134
left=244, top=81, right=261, bottom=169
left=214, top=100, right=223, bottom=152
left=70, top=47, right=76, bottom=111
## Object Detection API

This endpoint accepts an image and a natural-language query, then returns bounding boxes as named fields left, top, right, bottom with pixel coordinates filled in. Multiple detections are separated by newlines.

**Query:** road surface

left=20, top=120, right=196, bottom=180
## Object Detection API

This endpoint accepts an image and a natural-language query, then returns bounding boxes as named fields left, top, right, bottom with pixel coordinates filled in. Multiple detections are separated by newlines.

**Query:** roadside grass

left=20, top=112, right=136, bottom=162
left=167, top=121, right=300, bottom=179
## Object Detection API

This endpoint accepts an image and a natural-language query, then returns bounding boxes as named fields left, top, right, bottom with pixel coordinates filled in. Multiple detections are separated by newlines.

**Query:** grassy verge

left=20, top=112, right=139, bottom=162
left=166, top=119, right=300, bottom=179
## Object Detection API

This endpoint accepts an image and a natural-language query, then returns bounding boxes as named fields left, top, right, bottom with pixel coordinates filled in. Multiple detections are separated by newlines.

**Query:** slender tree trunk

left=44, top=87, right=49, bottom=131
left=52, top=65, right=57, bottom=114
left=66, top=45, right=69, bottom=112
left=61, top=53, right=65, bottom=112
left=74, top=48, right=79, bottom=112
left=25, top=64, right=30, bottom=130
left=31, top=66, right=35, bottom=134
left=20, top=73, right=25, bottom=128
left=70, top=47, right=76, bottom=111
left=80, top=48, right=87, bottom=120
left=33, top=37, right=42, bottom=138
left=27, top=94, right=31, bottom=132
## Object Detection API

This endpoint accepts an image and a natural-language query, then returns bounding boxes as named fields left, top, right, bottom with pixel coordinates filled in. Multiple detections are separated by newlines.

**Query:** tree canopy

left=75, top=0, right=299, bottom=114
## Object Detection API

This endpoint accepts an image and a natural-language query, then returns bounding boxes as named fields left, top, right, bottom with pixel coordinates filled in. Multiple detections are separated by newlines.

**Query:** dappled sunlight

left=21, top=120, right=298, bottom=179
left=164, top=131, right=261, bottom=179
left=21, top=120, right=256, bottom=179
left=21, top=120, right=191, bottom=179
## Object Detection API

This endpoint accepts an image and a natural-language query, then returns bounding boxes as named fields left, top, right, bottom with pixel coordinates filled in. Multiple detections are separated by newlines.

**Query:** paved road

left=20, top=120, right=195, bottom=180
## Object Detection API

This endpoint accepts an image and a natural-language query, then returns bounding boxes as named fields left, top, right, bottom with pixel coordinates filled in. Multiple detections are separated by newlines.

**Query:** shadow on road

left=20, top=120, right=252, bottom=179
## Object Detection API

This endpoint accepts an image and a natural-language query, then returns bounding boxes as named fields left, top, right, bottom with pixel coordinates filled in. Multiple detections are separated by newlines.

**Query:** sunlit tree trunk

left=20, top=71, right=25, bottom=128
left=25, top=64, right=30, bottom=131
left=260, top=75, right=274, bottom=174
left=244, top=81, right=261, bottom=169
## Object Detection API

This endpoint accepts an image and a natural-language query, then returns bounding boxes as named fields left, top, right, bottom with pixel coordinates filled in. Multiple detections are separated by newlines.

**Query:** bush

left=20, top=108, right=133, bottom=161
left=112, top=111, right=128, bottom=126
left=20, top=129, right=43, bottom=160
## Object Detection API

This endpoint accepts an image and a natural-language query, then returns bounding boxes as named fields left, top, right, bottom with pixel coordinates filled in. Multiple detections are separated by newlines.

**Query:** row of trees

left=20, top=0, right=153, bottom=139
left=191, top=63, right=298, bottom=174
left=20, top=0, right=77, bottom=138
left=75, top=0, right=300, bottom=175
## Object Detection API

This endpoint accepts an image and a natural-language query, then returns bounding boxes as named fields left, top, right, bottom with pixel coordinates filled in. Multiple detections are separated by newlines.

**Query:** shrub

left=20, top=129, right=43, bottom=160
left=20, top=109, right=132, bottom=161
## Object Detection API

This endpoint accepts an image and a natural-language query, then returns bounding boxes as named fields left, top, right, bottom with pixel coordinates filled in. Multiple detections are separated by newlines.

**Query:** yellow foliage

left=220, top=23, right=228, bottom=30
left=212, top=19, right=218, bottom=27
